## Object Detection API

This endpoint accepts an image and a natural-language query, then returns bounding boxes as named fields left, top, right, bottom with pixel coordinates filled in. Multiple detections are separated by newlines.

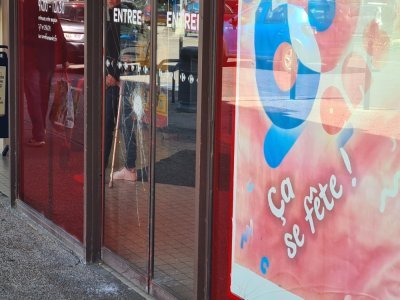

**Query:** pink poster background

left=231, top=0, right=400, bottom=298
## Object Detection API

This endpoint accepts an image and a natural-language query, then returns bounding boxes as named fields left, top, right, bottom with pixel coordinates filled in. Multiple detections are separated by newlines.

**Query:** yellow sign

left=144, top=89, right=169, bottom=128
left=0, top=66, right=5, bottom=117
left=157, top=92, right=168, bottom=116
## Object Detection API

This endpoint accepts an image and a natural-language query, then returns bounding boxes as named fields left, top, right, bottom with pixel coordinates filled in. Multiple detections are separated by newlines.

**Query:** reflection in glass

left=154, top=0, right=199, bottom=298
left=103, top=0, right=151, bottom=274
left=19, top=0, right=85, bottom=241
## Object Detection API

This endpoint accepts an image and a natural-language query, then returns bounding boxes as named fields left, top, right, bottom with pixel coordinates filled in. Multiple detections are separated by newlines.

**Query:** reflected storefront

left=7, top=0, right=400, bottom=299
left=18, top=0, right=85, bottom=241
left=102, top=0, right=198, bottom=298
left=103, top=0, right=151, bottom=277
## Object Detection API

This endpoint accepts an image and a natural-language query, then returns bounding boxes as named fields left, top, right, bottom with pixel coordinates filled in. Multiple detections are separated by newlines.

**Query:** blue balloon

left=308, top=0, right=336, bottom=32
left=254, top=1, right=321, bottom=168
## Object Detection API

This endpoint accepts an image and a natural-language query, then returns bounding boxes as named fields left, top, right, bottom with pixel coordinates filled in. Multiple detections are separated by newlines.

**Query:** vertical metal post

left=84, top=0, right=104, bottom=263
left=8, top=0, right=18, bottom=206
left=194, top=0, right=217, bottom=298
left=148, top=0, right=158, bottom=291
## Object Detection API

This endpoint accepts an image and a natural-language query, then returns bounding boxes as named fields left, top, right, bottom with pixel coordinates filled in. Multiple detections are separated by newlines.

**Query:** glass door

left=103, top=0, right=151, bottom=276
left=103, top=0, right=200, bottom=298
left=153, top=0, right=199, bottom=298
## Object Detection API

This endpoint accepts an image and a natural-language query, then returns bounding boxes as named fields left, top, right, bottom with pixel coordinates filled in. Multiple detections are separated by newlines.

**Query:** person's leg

left=112, top=82, right=137, bottom=182
left=24, top=64, right=46, bottom=143
left=104, top=86, right=119, bottom=168
left=39, top=70, right=53, bottom=128
left=121, top=87, right=137, bottom=169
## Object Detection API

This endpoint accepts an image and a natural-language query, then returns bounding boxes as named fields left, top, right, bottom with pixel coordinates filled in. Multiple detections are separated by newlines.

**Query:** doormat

left=137, top=149, right=195, bottom=187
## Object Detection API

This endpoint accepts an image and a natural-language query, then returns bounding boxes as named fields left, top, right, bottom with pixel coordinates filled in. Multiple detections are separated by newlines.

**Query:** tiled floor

left=154, top=184, right=195, bottom=298
left=104, top=181, right=195, bottom=299
left=104, top=126, right=196, bottom=300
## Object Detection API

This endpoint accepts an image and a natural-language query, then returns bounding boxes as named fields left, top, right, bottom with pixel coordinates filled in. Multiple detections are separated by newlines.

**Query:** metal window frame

left=84, top=0, right=104, bottom=263
left=101, top=0, right=219, bottom=297
left=9, top=0, right=18, bottom=206
left=194, top=0, right=218, bottom=298
left=149, top=0, right=158, bottom=286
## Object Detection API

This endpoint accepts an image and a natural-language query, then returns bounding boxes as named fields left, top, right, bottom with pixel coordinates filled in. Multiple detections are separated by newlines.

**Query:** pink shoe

left=112, top=167, right=137, bottom=182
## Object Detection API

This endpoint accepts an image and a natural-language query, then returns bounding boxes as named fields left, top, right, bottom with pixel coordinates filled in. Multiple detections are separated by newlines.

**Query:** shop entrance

left=102, top=0, right=199, bottom=298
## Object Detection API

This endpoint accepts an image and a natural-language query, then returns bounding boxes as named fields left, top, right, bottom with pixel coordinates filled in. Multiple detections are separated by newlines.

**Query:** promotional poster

left=231, top=0, right=400, bottom=298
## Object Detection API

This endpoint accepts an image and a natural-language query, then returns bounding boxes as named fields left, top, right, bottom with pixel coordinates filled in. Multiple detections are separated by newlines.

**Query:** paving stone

left=0, top=193, right=149, bottom=300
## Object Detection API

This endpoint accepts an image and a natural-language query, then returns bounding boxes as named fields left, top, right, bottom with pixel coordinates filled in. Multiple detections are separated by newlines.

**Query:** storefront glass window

left=103, top=0, right=151, bottom=275
left=215, top=0, right=400, bottom=298
left=18, top=0, right=85, bottom=241
left=153, top=0, right=198, bottom=298
left=103, top=1, right=198, bottom=296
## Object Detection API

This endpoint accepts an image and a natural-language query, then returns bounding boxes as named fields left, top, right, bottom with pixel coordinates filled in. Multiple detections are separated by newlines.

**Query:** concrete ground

left=0, top=191, right=149, bottom=300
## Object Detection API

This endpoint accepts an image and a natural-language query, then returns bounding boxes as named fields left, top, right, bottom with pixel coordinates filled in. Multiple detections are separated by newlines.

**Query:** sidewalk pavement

left=0, top=192, right=149, bottom=300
